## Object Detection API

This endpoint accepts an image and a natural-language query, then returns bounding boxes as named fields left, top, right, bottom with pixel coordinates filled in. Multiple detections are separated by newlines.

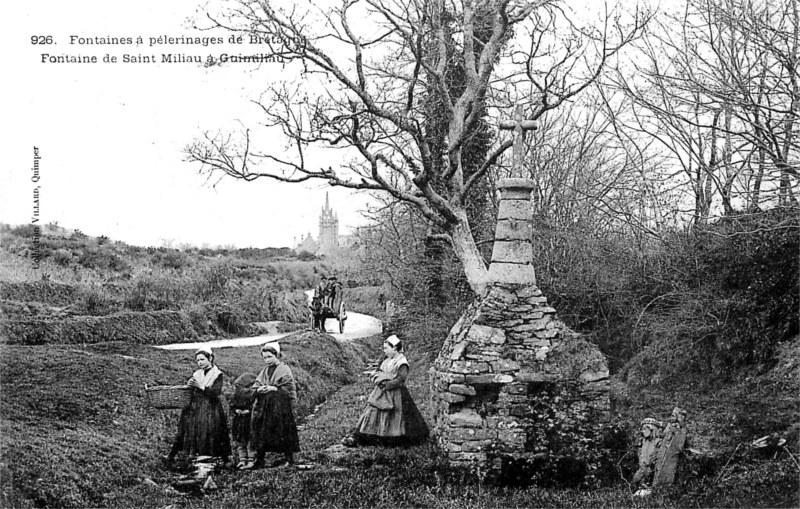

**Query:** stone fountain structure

left=429, top=177, right=611, bottom=480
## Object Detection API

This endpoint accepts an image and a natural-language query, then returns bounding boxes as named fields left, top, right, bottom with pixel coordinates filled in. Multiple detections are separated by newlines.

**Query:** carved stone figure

left=653, top=407, right=687, bottom=486
left=632, top=417, right=664, bottom=487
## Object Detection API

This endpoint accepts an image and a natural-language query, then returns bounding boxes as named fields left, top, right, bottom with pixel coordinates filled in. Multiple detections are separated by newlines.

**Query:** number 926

left=31, top=36, right=54, bottom=45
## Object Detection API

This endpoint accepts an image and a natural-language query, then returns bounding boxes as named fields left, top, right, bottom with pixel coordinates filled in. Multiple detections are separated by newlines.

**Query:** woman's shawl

left=189, top=365, right=222, bottom=390
left=255, top=362, right=297, bottom=403
left=379, top=354, right=409, bottom=379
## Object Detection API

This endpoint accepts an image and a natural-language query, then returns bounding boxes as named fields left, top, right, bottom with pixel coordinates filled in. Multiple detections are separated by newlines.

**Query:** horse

left=310, top=296, right=327, bottom=333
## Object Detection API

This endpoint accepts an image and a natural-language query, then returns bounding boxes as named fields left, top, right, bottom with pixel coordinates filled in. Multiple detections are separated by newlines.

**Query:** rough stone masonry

left=430, top=178, right=611, bottom=478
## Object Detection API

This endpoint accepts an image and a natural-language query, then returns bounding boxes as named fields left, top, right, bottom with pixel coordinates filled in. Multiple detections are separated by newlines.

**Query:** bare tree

left=507, top=91, right=676, bottom=243
left=609, top=0, right=799, bottom=224
left=187, top=0, right=651, bottom=295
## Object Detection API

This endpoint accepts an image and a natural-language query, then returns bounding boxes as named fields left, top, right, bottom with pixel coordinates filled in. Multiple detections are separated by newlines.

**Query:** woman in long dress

left=344, top=335, right=429, bottom=447
left=166, top=347, right=231, bottom=463
left=242, top=341, right=300, bottom=469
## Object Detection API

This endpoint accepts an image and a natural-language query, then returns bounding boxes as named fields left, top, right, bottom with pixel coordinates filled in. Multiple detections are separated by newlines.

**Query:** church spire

left=319, top=191, right=339, bottom=253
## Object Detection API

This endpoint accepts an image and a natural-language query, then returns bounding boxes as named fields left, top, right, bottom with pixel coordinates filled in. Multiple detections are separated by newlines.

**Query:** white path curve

left=156, top=290, right=382, bottom=351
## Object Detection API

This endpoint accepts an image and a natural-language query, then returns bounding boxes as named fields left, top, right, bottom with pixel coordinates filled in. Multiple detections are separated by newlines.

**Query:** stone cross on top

left=498, top=104, right=538, bottom=176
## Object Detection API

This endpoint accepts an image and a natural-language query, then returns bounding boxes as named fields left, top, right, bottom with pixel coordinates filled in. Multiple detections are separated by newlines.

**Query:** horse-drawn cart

left=310, top=284, right=347, bottom=334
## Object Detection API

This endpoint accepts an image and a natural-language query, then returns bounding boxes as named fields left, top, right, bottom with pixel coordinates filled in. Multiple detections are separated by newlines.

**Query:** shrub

left=259, top=289, right=308, bottom=323
left=0, top=281, right=79, bottom=307
left=207, top=302, right=247, bottom=335
left=269, top=260, right=328, bottom=291
left=50, top=248, right=73, bottom=267
left=2, top=310, right=196, bottom=345
left=10, top=224, right=37, bottom=238
left=152, top=250, right=192, bottom=270
left=77, top=248, right=130, bottom=273
left=187, top=305, right=211, bottom=336
left=193, top=262, right=233, bottom=300
left=346, top=285, right=387, bottom=317
left=297, top=250, right=318, bottom=261
left=125, top=274, right=189, bottom=312
left=616, top=209, right=800, bottom=387
left=692, top=210, right=799, bottom=368
left=76, top=285, right=120, bottom=316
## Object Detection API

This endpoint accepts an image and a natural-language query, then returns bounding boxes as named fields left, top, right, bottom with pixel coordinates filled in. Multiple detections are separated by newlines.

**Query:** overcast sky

left=1, top=0, right=374, bottom=249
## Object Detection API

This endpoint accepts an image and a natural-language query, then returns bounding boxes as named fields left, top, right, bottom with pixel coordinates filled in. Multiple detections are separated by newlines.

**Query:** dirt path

left=156, top=290, right=382, bottom=351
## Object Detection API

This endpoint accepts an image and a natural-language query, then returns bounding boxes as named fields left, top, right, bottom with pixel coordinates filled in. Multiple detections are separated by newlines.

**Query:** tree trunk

left=778, top=163, right=798, bottom=206
left=750, top=145, right=765, bottom=211
left=423, top=224, right=447, bottom=308
left=705, top=110, right=719, bottom=216
left=721, top=107, right=734, bottom=215
left=449, top=209, right=489, bottom=296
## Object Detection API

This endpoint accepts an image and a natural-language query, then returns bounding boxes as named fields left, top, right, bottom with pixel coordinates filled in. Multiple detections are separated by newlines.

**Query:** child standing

left=229, top=372, right=257, bottom=469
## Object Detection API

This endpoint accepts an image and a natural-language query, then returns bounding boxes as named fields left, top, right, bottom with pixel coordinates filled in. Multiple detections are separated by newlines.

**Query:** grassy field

left=1, top=332, right=797, bottom=508
left=0, top=332, right=377, bottom=508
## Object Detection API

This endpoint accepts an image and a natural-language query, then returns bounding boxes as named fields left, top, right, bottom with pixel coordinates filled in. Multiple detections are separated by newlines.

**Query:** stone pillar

left=487, top=178, right=536, bottom=286
left=430, top=176, right=610, bottom=483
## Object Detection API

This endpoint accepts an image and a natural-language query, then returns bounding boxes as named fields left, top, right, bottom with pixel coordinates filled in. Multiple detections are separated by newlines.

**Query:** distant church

left=294, top=193, right=356, bottom=255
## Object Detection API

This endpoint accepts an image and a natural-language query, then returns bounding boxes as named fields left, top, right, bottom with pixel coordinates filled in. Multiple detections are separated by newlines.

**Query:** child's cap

left=233, top=372, right=257, bottom=388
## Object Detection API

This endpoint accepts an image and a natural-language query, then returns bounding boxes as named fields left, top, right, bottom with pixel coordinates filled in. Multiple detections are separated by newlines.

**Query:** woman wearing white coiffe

left=190, top=363, right=223, bottom=389
left=346, top=335, right=429, bottom=446
left=242, top=341, right=300, bottom=469
left=167, top=347, right=231, bottom=463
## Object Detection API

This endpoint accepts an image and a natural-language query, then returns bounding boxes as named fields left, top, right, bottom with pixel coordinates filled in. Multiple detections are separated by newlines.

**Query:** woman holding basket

left=165, top=347, right=231, bottom=464
left=343, top=335, right=429, bottom=447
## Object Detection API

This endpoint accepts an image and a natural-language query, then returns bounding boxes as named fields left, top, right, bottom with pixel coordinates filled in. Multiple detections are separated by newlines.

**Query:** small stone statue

left=633, top=417, right=664, bottom=488
left=653, top=407, right=687, bottom=486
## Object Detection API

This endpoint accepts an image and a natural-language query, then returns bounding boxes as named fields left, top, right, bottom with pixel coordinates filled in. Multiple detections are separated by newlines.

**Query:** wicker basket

left=145, top=384, right=193, bottom=409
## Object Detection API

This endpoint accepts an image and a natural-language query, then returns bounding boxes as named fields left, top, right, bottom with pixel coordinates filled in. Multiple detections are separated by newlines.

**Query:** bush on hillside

left=259, top=289, right=309, bottom=323
left=2, top=310, right=197, bottom=345
left=268, top=260, right=322, bottom=291
left=51, top=248, right=73, bottom=267
left=205, top=301, right=247, bottom=335
left=527, top=209, right=799, bottom=380
left=296, top=250, right=317, bottom=261
left=193, top=262, right=234, bottom=300
left=691, top=210, right=799, bottom=367
left=77, top=248, right=131, bottom=273
left=624, top=210, right=799, bottom=383
left=125, top=274, right=190, bottom=312
left=9, top=224, right=38, bottom=238
left=75, top=284, right=122, bottom=316
left=0, top=281, right=79, bottom=307
left=187, top=304, right=211, bottom=335
left=345, top=285, right=386, bottom=317
left=151, top=249, right=192, bottom=270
